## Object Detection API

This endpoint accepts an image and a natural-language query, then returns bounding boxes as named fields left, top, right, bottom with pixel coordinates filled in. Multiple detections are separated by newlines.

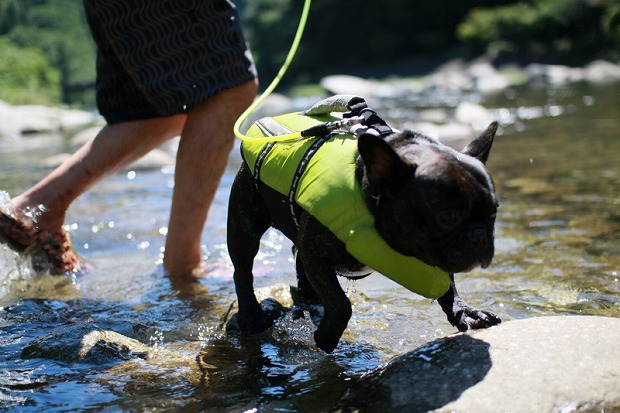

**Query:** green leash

left=234, top=0, right=312, bottom=143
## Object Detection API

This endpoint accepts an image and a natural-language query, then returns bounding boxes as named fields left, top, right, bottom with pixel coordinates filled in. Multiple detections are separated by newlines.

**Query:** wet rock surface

left=340, top=315, right=620, bottom=413
left=21, top=322, right=151, bottom=364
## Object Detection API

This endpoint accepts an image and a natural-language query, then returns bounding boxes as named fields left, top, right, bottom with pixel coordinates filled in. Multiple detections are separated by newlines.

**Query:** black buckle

left=344, top=99, right=393, bottom=136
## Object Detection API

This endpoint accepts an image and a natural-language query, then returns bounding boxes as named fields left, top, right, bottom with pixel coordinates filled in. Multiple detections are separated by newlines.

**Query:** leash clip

left=300, top=116, right=364, bottom=137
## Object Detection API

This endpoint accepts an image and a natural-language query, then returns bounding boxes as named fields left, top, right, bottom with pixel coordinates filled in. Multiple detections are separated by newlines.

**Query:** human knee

left=238, top=78, right=259, bottom=102
left=198, top=79, right=258, bottom=116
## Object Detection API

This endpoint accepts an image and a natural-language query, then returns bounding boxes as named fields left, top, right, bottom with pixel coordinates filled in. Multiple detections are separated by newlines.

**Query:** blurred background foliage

left=457, top=0, right=620, bottom=62
left=0, top=0, right=95, bottom=106
left=0, top=0, right=618, bottom=107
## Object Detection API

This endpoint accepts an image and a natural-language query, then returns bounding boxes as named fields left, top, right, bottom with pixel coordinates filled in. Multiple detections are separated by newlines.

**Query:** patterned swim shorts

left=83, top=0, right=257, bottom=123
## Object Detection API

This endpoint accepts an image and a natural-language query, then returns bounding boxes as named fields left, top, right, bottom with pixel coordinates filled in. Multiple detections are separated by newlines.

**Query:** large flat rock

left=340, top=315, right=620, bottom=413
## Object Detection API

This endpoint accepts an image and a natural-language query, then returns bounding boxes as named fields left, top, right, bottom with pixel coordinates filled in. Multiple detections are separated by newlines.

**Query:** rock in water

left=338, top=316, right=620, bottom=413
left=22, top=323, right=150, bottom=364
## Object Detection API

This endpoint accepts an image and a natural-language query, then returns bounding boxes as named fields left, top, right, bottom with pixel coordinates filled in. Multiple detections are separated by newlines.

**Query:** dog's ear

left=358, top=133, right=409, bottom=186
left=461, top=121, right=498, bottom=164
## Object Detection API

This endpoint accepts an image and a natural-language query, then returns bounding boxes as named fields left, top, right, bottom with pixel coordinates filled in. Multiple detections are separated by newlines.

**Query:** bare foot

left=0, top=206, right=80, bottom=275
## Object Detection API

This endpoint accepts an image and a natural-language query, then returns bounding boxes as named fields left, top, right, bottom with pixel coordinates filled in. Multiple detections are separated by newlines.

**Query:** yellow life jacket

left=241, top=111, right=451, bottom=299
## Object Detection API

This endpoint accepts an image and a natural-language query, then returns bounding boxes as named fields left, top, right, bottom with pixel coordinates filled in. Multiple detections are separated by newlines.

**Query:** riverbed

left=0, top=82, right=618, bottom=411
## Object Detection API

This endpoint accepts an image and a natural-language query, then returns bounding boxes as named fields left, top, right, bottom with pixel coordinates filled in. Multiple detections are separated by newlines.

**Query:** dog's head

left=357, top=122, right=499, bottom=273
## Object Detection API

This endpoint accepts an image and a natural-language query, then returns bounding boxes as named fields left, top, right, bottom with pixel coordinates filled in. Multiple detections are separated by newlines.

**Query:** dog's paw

left=314, top=328, right=340, bottom=353
left=313, top=313, right=350, bottom=353
left=437, top=285, right=501, bottom=332
left=450, top=305, right=501, bottom=332
left=236, top=310, right=272, bottom=334
left=230, top=299, right=274, bottom=334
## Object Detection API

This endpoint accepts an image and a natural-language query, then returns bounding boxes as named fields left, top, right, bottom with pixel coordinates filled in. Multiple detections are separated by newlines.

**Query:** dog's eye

left=437, top=210, right=462, bottom=228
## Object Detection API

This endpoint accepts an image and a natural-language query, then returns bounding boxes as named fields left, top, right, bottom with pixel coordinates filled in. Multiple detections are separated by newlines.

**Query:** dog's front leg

left=437, top=274, right=502, bottom=331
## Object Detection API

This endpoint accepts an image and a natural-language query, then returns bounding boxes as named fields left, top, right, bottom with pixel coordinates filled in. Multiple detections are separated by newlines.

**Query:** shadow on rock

left=337, top=333, right=491, bottom=413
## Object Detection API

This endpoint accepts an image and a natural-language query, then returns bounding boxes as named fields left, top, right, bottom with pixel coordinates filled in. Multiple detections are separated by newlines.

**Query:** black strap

left=287, top=134, right=332, bottom=228
left=344, top=98, right=393, bottom=137
left=252, top=141, right=276, bottom=182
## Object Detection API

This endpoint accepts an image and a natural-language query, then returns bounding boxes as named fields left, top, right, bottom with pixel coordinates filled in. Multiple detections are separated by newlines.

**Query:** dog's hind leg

left=299, top=255, right=351, bottom=353
left=227, top=165, right=272, bottom=333
left=297, top=215, right=353, bottom=353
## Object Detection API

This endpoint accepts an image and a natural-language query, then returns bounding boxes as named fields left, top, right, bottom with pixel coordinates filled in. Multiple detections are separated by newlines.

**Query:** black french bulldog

left=227, top=115, right=501, bottom=353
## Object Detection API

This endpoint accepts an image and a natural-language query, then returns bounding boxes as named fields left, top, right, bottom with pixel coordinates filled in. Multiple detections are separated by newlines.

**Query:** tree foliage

left=457, top=0, right=620, bottom=63
left=238, top=0, right=518, bottom=83
left=0, top=0, right=94, bottom=105
left=0, top=38, right=60, bottom=105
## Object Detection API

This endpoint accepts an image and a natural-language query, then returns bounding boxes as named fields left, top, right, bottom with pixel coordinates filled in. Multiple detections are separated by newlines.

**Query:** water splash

left=149, top=330, right=165, bottom=348
left=0, top=191, right=48, bottom=306
left=0, top=246, right=37, bottom=306
left=0, top=191, right=46, bottom=229
left=0, top=191, right=11, bottom=211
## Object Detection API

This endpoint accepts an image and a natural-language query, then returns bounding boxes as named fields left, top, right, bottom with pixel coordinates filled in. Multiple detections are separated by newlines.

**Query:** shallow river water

left=0, top=82, right=619, bottom=412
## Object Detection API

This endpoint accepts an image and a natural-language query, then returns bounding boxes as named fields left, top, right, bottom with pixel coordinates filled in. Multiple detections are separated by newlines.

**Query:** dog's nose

left=480, top=256, right=493, bottom=269
left=469, top=224, right=494, bottom=268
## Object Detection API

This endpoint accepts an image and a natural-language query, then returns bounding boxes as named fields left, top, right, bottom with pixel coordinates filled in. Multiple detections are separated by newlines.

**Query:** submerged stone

left=22, top=322, right=150, bottom=364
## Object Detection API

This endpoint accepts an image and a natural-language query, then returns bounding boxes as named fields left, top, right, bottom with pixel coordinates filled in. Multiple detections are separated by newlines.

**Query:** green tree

left=0, top=38, right=60, bottom=105
left=457, top=0, right=620, bottom=63
left=240, top=0, right=519, bottom=85
left=1, top=0, right=95, bottom=106
left=0, top=0, right=26, bottom=34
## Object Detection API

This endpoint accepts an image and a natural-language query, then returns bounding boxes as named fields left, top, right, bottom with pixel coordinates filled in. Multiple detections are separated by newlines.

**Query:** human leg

left=4, top=114, right=186, bottom=273
left=163, top=79, right=258, bottom=278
